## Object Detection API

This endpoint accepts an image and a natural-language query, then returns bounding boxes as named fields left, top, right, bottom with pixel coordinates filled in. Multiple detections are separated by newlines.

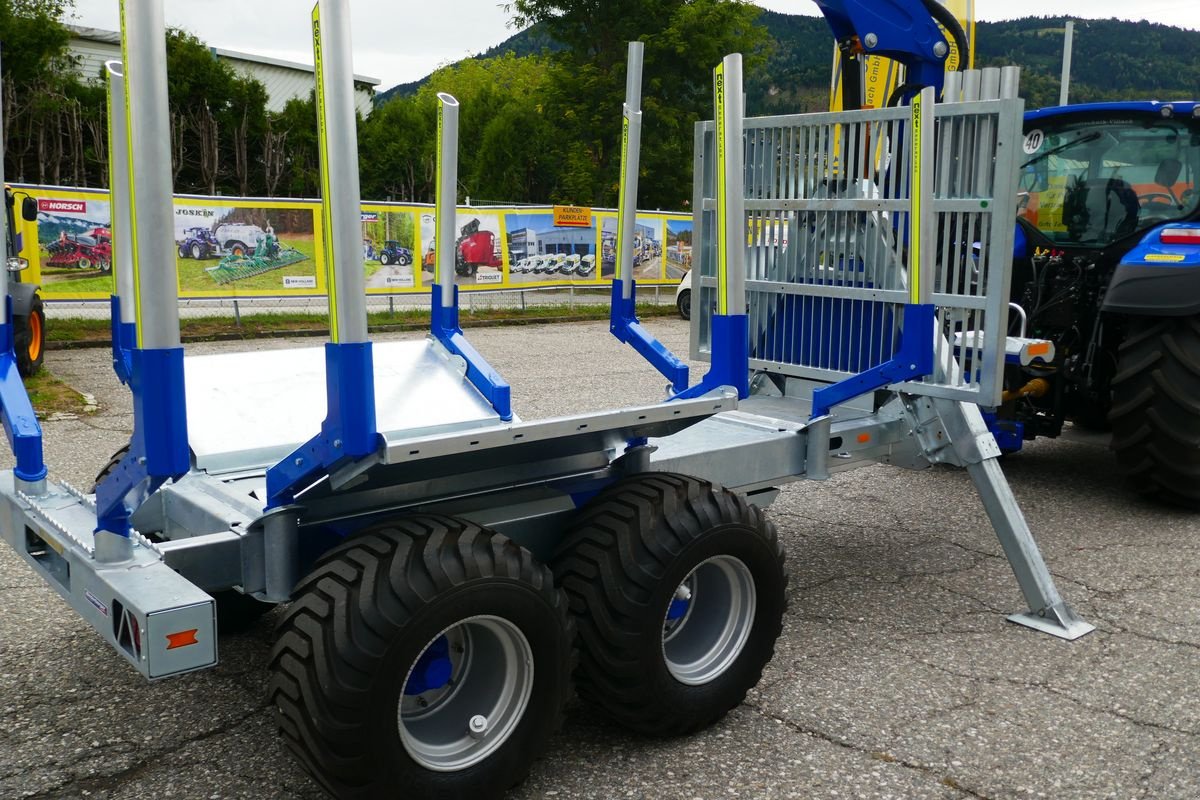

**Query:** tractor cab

left=1017, top=102, right=1200, bottom=254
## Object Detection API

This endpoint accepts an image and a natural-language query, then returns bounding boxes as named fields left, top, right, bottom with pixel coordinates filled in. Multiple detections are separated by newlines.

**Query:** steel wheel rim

left=662, top=555, right=756, bottom=685
left=398, top=614, right=534, bottom=772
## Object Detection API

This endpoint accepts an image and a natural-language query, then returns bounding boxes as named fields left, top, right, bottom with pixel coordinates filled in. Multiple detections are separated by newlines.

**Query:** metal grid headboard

left=690, top=68, right=1024, bottom=407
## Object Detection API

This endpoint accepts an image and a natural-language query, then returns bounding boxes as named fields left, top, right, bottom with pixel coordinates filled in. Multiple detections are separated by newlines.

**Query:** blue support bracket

left=431, top=284, right=512, bottom=421
left=266, top=341, right=382, bottom=508
left=109, top=295, right=136, bottom=386
left=95, top=346, right=189, bottom=535
left=609, top=280, right=689, bottom=394
left=671, top=313, right=750, bottom=401
left=810, top=303, right=936, bottom=418
left=0, top=299, right=46, bottom=484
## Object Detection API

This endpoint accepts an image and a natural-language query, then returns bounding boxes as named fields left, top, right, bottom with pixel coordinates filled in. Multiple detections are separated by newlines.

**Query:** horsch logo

left=38, top=199, right=87, bottom=214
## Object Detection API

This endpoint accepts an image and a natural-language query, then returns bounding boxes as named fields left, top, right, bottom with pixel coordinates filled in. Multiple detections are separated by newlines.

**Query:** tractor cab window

left=1017, top=116, right=1200, bottom=247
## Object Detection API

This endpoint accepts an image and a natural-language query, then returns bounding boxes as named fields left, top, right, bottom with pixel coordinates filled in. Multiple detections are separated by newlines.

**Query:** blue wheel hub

left=666, top=597, right=690, bottom=621
left=405, top=635, right=453, bottom=695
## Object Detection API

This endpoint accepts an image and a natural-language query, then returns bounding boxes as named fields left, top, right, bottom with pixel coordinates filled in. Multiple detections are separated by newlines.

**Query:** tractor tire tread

left=1110, top=315, right=1200, bottom=509
left=268, top=515, right=572, bottom=800
left=552, top=473, right=785, bottom=737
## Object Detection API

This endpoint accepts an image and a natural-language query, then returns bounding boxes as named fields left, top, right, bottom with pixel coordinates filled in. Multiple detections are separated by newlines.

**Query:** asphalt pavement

left=1, top=318, right=1198, bottom=799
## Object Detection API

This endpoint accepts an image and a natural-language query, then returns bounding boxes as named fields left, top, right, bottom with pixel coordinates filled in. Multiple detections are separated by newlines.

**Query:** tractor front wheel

left=553, top=473, right=786, bottom=736
left=269, top=515, right=573, bottom=800
left=1110, top=315, right=1200, bottom=508
left=14, top=295, right=45, bottom=378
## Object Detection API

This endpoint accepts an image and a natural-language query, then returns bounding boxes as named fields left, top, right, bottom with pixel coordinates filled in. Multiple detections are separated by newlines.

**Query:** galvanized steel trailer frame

left=0, top=0, right=1088, bottom=737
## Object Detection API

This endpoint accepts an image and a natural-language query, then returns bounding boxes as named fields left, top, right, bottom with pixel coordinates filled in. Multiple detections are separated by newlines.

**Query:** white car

left=675, top=269, right=692, bottom=320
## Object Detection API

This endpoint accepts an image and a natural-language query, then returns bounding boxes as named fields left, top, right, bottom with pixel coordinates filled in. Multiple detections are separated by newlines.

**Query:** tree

left=506, top=0, right=770, bottom=208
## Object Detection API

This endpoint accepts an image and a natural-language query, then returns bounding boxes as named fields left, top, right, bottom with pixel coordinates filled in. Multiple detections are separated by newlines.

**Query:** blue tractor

left=378, top=239, right=412, bottom=266
left=989, top=101, right=1200, bottom=507
left=177, top=226, right=220, bottom=260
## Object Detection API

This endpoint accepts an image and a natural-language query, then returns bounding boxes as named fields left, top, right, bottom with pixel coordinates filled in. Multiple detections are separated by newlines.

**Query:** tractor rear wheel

left=552, top=473, right=786, bottom=736
left=14, top=294, right=45, bottom=378
left=1110, top=315, right=1200, bottom=508
left=269, top=515, right=573, bottom=800
left=380, top=251, right=392, bottom=266
left=190, top=242, right=203, bottom=260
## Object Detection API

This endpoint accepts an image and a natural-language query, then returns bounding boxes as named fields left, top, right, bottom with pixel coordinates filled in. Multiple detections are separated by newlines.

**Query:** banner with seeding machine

left=13, top=185, right=690, bottom=301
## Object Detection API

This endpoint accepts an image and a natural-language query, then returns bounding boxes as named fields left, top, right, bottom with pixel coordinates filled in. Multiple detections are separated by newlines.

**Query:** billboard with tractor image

left=11, top=184, right=688, bottom=301
left=174, top=200, right=318, bottom=297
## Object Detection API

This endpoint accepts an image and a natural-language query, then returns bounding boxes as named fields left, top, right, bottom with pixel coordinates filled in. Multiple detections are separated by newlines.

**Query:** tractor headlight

left=6, top=256, right=28, bottom=272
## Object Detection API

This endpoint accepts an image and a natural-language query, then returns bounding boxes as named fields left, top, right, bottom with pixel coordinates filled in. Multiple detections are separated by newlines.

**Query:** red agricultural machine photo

left=454, top=217, right=502, bottom=277
left=45, top=227, right=112, bottom=272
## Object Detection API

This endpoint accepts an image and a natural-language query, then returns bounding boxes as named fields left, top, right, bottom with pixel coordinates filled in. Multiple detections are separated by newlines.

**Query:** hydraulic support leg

left=905, top=395, right=1094, bottom=640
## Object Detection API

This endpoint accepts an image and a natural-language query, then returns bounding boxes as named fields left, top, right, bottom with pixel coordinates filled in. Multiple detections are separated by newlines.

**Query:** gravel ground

left=1, top=317, right=1198, bottom=799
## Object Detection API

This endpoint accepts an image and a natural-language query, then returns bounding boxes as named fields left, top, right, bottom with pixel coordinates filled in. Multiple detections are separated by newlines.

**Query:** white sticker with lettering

left=283, top=276, right=317, bottom=289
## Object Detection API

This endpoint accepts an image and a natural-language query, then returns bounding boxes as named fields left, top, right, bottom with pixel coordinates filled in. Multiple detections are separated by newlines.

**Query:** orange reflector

left=165, top=629, right=199, bottom=650
left=1027, top=342, right=1051, bottom=357
left=856, top=433, right=870, bottom=444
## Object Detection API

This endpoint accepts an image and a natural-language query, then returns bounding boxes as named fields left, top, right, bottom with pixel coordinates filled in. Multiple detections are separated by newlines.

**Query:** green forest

left=4, top=0, right=1199, bottom=212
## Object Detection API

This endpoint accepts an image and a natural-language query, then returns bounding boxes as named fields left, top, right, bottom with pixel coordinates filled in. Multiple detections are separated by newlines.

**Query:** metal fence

left=692, top=68, right=1024, bottom=408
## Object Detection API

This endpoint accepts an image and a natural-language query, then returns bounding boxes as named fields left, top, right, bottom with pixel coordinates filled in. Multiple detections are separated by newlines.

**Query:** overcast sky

left=67, top=1, right=1200, bottom=91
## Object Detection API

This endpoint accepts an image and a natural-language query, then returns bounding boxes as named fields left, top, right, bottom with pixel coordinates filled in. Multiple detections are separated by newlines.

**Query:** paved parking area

left=1, top=318, right=1198, bottom=799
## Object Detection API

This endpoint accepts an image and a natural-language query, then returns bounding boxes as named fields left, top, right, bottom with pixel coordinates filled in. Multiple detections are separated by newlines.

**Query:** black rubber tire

left=269, top=515, right=573, bottom=800
left=1110, top=315, right=1200, bottom=508
left=380, top=251, right=392, bottom=266
left=14, top=295, right=45, bottom=378
left=552, top=473, right=786, bottom=737
left=677, top=288, right=692, bottom=321
left=400, top=252, right=412, bottom=266
left=190, top=242, right=203, bottom=260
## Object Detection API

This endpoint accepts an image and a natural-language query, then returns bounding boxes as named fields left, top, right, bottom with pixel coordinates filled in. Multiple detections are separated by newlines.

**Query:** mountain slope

left=378, top=11, right=1200, bottom=111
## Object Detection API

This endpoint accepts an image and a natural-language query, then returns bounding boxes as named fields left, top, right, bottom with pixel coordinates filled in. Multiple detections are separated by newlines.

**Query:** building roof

left=67, top=25, right=380, bottom=85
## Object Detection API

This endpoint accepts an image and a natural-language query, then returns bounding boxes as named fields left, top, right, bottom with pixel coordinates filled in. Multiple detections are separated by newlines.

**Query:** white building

left=67, top=26, right=379, bottom=116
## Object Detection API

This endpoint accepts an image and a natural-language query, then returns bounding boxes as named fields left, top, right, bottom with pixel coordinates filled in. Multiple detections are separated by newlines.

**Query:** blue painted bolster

left=322, top=341, right=378, bottom=457
left=609, top=280, right=690, bottom=393
left=811, top=303, right=935, bottom=418
left=671, top=313, right=750, bottom=401
left=95, top=346, right=189, bottom=534
left=109, top=296, right=135, bottom=385
left=431, top=285, right=512, bottom=421
left=0, top=351, right=46, bottom=482
left=131, top=347, right=191, bottom=478
left=265, top=341, right=382, bottom=508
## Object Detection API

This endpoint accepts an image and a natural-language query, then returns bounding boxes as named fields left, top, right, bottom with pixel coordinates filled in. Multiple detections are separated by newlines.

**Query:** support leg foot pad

left=1007, top=602, right=1095, bottom=640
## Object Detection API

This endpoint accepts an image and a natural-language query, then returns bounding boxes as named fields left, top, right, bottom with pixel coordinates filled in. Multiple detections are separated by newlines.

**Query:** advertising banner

left=12, top=185, right=687, bottom=301
left=173, top=199, right=321, bottom=298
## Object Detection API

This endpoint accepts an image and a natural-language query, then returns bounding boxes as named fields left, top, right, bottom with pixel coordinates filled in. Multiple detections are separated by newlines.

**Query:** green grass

left=45, top=301, right=679, bottom=345
left=24, top=369, right=93, bottom=416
